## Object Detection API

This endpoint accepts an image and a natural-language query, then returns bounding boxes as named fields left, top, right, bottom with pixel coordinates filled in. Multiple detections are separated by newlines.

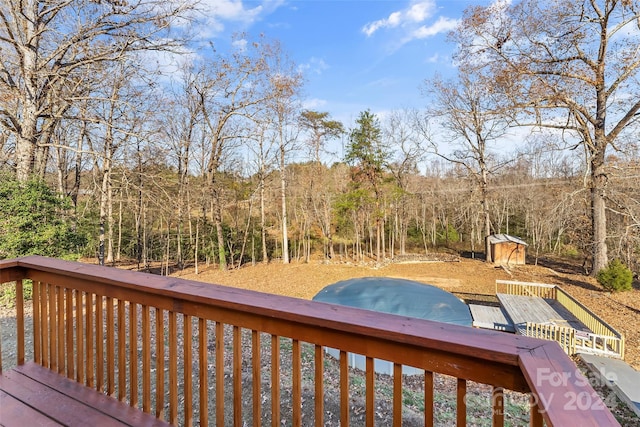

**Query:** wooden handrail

left=0, top=256, right=620, bottom=426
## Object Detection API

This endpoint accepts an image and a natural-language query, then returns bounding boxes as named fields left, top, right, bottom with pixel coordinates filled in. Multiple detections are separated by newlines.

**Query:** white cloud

left=365, top=77, right=398, bottom=88
left=298, top=57, right=329, bottom=76
left=406, top=2, right=432, bottom=22
left=208, top=0, right=255, bottom=20
left=232, top=38, right=248, bottom=52
left=362, top=0, right=457, bottom=48
left=411, top=16, right=459, bottom=39
left=139, top=46, right=199, bottom=80
left=362, top=21, right=383, bottom=37
left=426, top=53, right=441, bottom=63
left=192, top=0, right=286, bottom=38
left=302, top=98, right=328, bottom=109
left=362, top=0, right=436, bottom=37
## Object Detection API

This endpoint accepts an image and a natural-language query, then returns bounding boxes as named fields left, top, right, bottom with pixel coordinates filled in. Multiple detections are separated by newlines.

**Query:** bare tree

left=162, top=69, right=202, bottom=270
left=192, top=37, right=275, bottom=270
left=384, top=109, right=424, bottom=256
left=246, top=121, right=277, bottom=264
left=422, top=72, right=511, bottom=261
left=454, top=0, right=640, bottom=273
left=299, top=110, right=344, bottom=259
left=264, top=43, right=304, bottom=264
left=0, top=0, right=193, bottom=182
left=88, top=62, right=147, bottom=265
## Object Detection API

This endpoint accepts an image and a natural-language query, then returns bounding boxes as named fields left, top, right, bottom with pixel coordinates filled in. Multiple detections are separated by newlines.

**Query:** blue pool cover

left=312, top=277, right=472, bottom=327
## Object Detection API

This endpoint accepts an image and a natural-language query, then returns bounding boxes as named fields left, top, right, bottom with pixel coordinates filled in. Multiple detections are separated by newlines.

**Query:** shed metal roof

left=487, top=234, right=528, bottom=246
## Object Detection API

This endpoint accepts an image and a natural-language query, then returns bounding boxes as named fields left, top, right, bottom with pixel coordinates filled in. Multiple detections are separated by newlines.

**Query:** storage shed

left=487, top=234, right=527, bottom=265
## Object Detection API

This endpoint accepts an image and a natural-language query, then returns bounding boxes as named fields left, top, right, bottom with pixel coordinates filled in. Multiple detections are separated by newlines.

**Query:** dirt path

left=175, top=257, right=640, bottom=370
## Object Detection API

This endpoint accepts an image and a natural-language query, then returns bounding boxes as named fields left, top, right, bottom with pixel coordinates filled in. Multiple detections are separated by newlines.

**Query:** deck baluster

left=96, top=294, right=104, bottom=393
left=292, top=339, right=301, bottom=427
left=393, top=363, right=402, bottom=427
left=199, top=318, right=209, bottom=426
left=271, top=335, right=281, bottom=427
left=142, top=304, right=151, bottom=413
left=215, top=321, right=225, bottom=427
left=168, top=311, right=178, bottom=425
left=86, top=293, right=94, bottom=388
left=314, top=345, right=324, bottom=427
left=425, top=371, right=434, bottom=427
left=129, top=302, right=138, bottom=407
left=366, top=356, right=374, bottom=427
left=233, top=325, right=241, bottom=426
left=457, top=378, right=467, bottom=427
left=155, top=307, right=165, bottom=420
left=16, top=279, right=24, bottom=366
left=339, top=349, right=348, bottom=426
left=184, top=314, right=193, bottom=427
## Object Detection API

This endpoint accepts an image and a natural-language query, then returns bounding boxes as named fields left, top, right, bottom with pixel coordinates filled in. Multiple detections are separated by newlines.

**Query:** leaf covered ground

left=173, top=255, right=640, bottom=425
left=176, top=256, right=640, bottom=371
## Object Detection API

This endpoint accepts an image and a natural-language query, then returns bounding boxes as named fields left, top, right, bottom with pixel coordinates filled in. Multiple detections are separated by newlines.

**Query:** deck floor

left=469, top=304, right=515, bottom=332
left=0, top=362, right=169, bottom=427
left=496, top=294, right=586, bottom=335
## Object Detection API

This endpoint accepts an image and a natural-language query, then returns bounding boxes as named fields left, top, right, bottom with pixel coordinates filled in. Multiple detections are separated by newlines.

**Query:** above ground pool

left=312, top=277, right=472, bottom=375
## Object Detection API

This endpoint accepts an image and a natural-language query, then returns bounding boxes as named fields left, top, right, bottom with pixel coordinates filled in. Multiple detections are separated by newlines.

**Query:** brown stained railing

left=0, top=256, right=621, bottom=427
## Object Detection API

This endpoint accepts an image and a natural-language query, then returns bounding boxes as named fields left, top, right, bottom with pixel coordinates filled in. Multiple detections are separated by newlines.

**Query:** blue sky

left=195, top=0, right=486, bottom=125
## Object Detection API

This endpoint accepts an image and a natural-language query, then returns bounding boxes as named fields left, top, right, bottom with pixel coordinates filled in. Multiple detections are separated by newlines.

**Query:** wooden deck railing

left=498, top=280, right=624, bottom=359
left=525, top=322, right=625, bottom=359
left=525, top=323, right=575, bottom=355
left=0, top=256, right=620, bottom=426
left=495, top=280, right=557, bottom=299
left=555, top=287, right=625, bottom=358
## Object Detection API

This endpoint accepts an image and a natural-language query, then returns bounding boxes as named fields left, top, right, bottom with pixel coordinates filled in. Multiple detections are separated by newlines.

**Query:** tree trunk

left=116, top=194, right=122, bottom=261
left=15, top=110, right=37, bottom=182
left=106, top=170, right=114, bottom=264
left=15, top=3, right=38, bottom=182
left=98, top=160, right=110, bottom=266
left=34, top=127, right=53, bottom=179
left=280, top=147, right=289, bottom=264
left=324, top=198, right=335, bottom=259
left=591, top=155, right=608, bottom=275
left=260, top=172, right=269, bottom=264
left=195, top=219, right=200, bottom=274
left=237, top=195, right=254, bottom=269
left=481, top=168, right=492, bottom=263
left=71, top=123, right=85, bottom=209
left=376, top=218, right=381, bottom=263
left=55, top=147, right=66, bottom=196
left=214, top=205, right=227, bottom=270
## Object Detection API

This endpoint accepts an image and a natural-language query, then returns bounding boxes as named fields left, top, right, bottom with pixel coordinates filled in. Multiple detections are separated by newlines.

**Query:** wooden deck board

left=0, top=389, right=60, bottom=426
left=546, top=299, right=588, bottom=331
left=497, top=294, right=586, bottom=335
left=0, top=363, right=170, bottom=427
left=469, top=304, right=515, bottom=332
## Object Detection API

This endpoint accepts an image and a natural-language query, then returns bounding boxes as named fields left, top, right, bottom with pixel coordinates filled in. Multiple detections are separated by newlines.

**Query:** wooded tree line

left=2, top=0, right=640, bottom=276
